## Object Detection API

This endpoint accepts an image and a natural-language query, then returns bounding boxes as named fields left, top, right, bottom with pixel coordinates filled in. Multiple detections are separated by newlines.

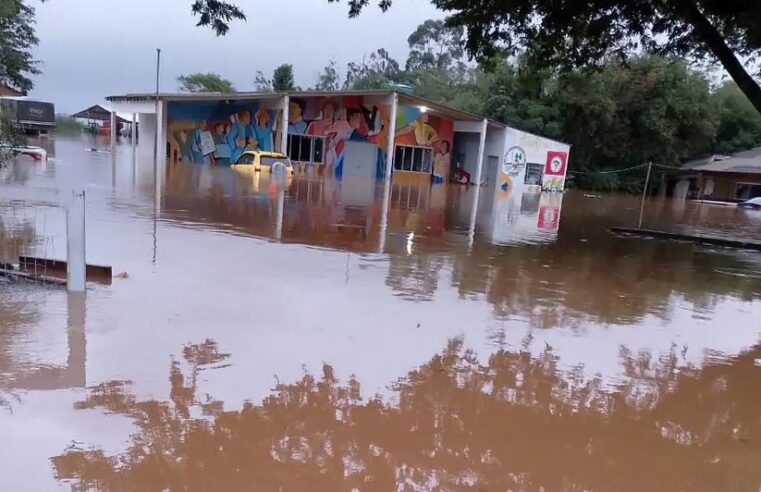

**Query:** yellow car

left=232, top=150, right=294, bottom=175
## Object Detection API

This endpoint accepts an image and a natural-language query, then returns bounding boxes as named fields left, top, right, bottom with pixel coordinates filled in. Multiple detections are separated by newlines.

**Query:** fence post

left=67, top=189, right=86, bottom=292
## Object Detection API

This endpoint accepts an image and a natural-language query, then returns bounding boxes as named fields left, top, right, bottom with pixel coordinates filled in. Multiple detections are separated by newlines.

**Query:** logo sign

left=544, top=151, right=567, bottom=176
left=537, top=205, right=561, bottom=230
left=503, top=146, right=526, bottom=177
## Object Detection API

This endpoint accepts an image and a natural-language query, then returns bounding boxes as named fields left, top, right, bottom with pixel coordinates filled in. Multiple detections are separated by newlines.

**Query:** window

left=394, top=145, right=433, bottom=173
left=525, top=163, right=544, bottom=185
left=235, top=153, right=255, bottom=165
left=735, top=182, right=761, bottom=200
left=288, top=134, right=325, bottom=163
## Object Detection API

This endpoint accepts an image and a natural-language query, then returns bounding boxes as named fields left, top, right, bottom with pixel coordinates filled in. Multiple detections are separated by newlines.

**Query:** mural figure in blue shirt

left=252, top=109, right=274, bottom=151
left=229, top=109, right=254, bottom=162
left=288, top=99, right=308, bottom=135
left=191, top=120, right=207, bottom=164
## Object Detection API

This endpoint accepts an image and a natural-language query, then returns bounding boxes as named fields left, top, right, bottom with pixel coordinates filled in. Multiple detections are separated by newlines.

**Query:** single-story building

left=72, top=104, right=131, bottom=136
left=667, top=146, right=761, bottom=201
left=105, top=90, right=570, bottom=191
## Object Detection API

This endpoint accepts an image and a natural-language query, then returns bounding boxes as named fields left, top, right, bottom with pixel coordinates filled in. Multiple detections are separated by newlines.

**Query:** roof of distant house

left=680, top=146, right=761, bottom=175
left=0, top=84, right=25, bottom=97
left=72, top=104, right=130, bottom=123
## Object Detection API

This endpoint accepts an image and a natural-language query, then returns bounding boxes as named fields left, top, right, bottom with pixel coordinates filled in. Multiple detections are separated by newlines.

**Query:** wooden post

left=638, top=162, right=653, bottom=229
left=67, top=190, right=86, bottom=292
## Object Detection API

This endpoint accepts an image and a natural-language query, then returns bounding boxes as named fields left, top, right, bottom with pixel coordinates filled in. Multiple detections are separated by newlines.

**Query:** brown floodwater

left=1, top=135, right=761, bottom=491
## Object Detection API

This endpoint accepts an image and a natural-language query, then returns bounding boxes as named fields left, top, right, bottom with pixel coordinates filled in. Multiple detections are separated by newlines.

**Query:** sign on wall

left=542, top=151, right=568, bottom=191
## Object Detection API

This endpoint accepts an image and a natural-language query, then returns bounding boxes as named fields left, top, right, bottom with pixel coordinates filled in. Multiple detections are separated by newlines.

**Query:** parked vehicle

left=739, top=197, right=761, bottom=210
left=232, top=151, right=294, bottom=175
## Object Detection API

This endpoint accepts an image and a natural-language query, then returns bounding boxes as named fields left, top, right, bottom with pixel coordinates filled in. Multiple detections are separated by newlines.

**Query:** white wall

left=483, top=125, right=507, bottom=186
left=503, top=127, right=571, bottom=192
left=453, top=132, right=481, bottom=178
left=137, top=112, right=156, bottom=155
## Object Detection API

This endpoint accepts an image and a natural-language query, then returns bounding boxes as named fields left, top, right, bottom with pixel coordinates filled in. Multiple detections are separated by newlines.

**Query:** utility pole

left=152, top=48, right=161, bottom=166
left=638, top=162, right=653, bottom=229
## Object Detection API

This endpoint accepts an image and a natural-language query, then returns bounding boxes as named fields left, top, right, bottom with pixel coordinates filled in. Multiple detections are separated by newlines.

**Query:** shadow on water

left=51, top=338, right=761, bottom=492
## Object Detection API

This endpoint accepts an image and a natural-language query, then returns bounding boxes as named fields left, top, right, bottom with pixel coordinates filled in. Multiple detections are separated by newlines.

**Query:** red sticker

left=544, top=151, right=567, bottom=176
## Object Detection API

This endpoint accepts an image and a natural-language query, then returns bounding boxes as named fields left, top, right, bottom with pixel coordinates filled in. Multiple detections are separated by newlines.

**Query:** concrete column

left=66, top=190, right=86, bottom=292
left=110, top=111, right=117, bottom=151
left=137, top=113, right=156, bottom=156
left=131, top=113, right=137, bottom=150
left=474, top=119, right=488, bottom=186
left=384, top=93, right=399, bottom=180
left=378, top=177, right=392, bottom=253
left=280, top=95, right=290, bottom=155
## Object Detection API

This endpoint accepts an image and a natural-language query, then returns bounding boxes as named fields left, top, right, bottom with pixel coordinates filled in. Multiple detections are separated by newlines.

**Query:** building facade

left=106, top=90, right=571, bottom=191
left=668, top=147, right=761, bottom=201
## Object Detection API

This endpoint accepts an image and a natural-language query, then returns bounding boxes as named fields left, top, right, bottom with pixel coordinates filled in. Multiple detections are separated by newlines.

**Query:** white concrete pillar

left=275, top=186, right=285, bottom=240
left=110, top=111, right=117, bottom=151
left=280, top=95, right=290, bottom=155
left=131, top=113, right=137, bottom=150
left=378, top=177, right=392, bottom=253
left=474, top=118, right=488, bottom=186
left=384, top=93, right=399, bottom=180
left=66, top=190, right=86, bottom=292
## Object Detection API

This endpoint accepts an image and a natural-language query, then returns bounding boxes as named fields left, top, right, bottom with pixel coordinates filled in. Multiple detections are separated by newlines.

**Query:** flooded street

left=2, top=136, right=761, bottom=490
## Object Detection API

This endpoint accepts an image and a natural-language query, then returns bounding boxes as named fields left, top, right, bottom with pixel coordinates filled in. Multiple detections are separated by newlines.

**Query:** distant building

left=72, top=104, right=130, bottom=136
left=667, top=147, right=761, bottom=201
left=0, top=84, right=25, bottom=97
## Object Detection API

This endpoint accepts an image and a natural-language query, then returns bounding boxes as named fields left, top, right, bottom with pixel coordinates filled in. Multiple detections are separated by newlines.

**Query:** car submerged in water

left=231, top=151, right=294, bottom=175
left=739, top=197, right=761, bottom=210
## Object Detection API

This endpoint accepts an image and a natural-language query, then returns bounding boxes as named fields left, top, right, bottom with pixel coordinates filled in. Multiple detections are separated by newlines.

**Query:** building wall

left=499, top=127, right=571, bottom=193
left=704, top=174, right=761, bottom=201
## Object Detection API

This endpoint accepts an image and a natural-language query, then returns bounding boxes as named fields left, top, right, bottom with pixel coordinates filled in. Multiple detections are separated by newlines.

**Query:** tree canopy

left=0, top=0, right=39, bottom=93
left=191, top=1, right=761, bottom=115
left=177, top=72, right=235, bottom=92
left=272, top=64, right=296, bottom=91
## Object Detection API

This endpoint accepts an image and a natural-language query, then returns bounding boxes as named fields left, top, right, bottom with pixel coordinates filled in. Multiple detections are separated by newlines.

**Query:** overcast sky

left=29, top=0, right=443, bottom=113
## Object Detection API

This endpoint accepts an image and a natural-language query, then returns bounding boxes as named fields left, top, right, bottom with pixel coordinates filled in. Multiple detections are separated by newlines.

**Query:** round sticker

left=503, top=146, right=526, bottom=176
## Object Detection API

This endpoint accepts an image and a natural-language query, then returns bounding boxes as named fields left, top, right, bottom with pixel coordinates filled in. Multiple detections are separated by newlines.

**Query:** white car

left=739, top=197, right=761, bottom=210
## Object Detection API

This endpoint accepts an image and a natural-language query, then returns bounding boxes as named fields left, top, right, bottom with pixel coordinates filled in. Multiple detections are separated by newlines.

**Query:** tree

left=0, top=0, right=40, bottom=93
left=405, top=19, right=465, bottom=74
left=326, top=0, right=761, bottom=116
left=711, top=82, right=761, bottom=154
left=177, top=72, right=235, bottom=92
left=253, top=70, right=272, bottom=91
left=272, top=64, right=296, bottom=91
left=344, top=48, right=403, bottom=89
left=190, top=0, right=245, bottom=36
left=314, top=59, right=340, bottom=91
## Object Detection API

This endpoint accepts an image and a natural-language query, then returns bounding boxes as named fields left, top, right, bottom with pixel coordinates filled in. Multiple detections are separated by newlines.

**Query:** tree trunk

left=678, top=0, right=761, bottom=115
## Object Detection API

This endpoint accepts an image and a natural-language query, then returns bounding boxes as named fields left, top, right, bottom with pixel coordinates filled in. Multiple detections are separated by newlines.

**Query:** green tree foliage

left=177, top=72, right=235, bottom=92
left=343, top=49, right=402, bottom=90
left=405, top=19, right=465, bottom=74
left=253, top=70, right=272, bottom=91
left=712, top=82, right=761, bottom=154
left=272, top=64, right=296, bottom=91
left=314, top=59, right=340, bottom=91
left=190, top=0, right=245, bottom=36
left=0, top=0, right=40, bottom=93
left=331, top=0, right=761, bottom=116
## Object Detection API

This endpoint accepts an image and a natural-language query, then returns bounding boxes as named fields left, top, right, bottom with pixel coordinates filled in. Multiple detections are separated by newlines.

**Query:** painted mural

left=393, top=105, right=454, bottom=182
left=167, top=100, right=282, bottom=166
left=286, top=96, right=389, bottom=178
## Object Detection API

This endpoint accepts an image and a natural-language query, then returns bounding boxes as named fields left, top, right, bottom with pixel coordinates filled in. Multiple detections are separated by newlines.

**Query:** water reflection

left=52, top=338, right=761, bottom=491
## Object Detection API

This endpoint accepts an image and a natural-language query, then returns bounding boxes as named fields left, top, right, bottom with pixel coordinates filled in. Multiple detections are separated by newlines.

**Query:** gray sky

left=29, top=0, right=443, bottom=113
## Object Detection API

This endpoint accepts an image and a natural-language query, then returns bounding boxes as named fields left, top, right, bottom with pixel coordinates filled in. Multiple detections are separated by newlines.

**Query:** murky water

left=1, top=136, right=761, bottom=490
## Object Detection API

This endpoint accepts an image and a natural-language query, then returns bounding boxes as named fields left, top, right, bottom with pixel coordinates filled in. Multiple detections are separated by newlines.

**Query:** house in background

left=72, top=104, right=131, bottom=136
left=0, top=84, right=25, bottom=97
left=666, top=146, right=761, bottom=201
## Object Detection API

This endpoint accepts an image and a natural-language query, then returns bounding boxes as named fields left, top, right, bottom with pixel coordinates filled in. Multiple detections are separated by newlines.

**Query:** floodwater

left=1, top=135, right=761, bottom=491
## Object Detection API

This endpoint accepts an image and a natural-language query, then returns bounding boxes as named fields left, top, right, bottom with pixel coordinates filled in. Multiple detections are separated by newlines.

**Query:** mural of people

left=397, top=112, right=439, bottom=147
left=433, top=140, right=451, bottom=184
left=174, top=129, right=193, bottom=163
left=288, top=100, right=308, bottom=135
left=306, top=101, right=335, bottom=136
left=252, top=109, right=274, bottom=151
left=229, top=109, right=253, bottom=162
left=213, top=123, right=231, bottom=165
left=346, top=109, right=368, bottom=142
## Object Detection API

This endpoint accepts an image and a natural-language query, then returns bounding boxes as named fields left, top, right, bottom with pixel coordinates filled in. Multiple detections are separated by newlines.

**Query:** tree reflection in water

left=52, top=338, right=761, bottom=491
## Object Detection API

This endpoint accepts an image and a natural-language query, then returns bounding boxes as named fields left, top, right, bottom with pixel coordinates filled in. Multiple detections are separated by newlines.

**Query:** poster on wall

left=199, top=131, right=216, bottom=155
left=542, top=151, right=568, bottom=191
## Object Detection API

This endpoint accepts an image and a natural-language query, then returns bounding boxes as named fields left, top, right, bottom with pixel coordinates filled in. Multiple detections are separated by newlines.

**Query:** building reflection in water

left=51, top=338, right=761, bottom=491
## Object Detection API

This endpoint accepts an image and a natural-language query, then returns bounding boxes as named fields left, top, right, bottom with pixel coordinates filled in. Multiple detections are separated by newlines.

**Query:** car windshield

left=235, top=153, right=255, bottom=165
left=260, top=156, right=289, bottom=167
